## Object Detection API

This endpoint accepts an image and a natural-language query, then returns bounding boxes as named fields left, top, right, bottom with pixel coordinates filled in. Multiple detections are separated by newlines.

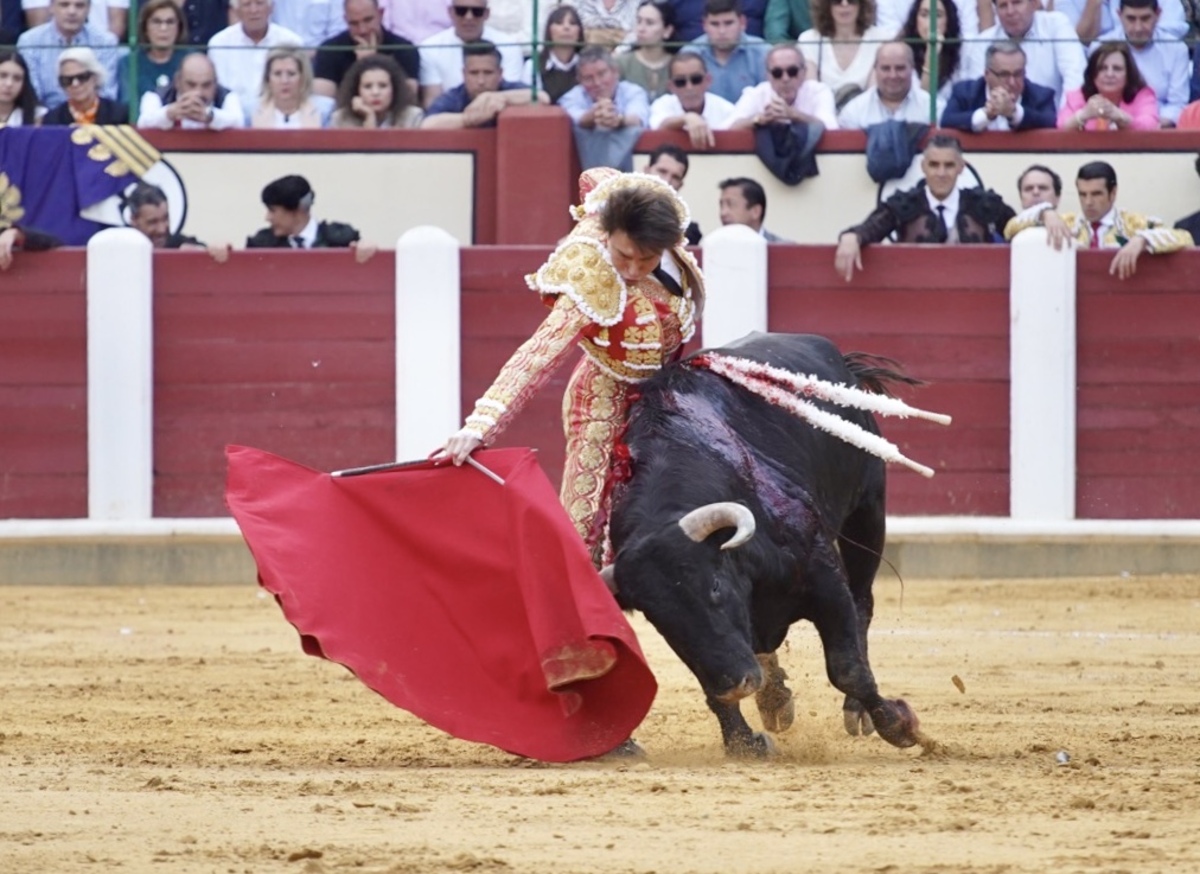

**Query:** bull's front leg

left=806, top=562, right=921, bottom=750
left=705, top=694, right=775, bottom=758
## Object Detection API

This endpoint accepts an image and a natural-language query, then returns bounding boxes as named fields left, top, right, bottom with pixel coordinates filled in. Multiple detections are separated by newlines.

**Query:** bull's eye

left=710, top=578, right=721, bottom=601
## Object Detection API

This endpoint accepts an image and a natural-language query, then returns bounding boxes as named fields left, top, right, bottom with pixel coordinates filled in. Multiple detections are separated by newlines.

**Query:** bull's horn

left=678, top=502, right=756, bottom=550
left=598, top=564, right=618, bottom=594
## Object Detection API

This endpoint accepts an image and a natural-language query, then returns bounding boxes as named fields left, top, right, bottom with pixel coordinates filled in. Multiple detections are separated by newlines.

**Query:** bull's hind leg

left=754, top=652, right=795, bottom=733
left=805, top=541, right=920, bottom=750
left=706, top=696, right=775, bottom=758
left=837, top=493, right=887, bottom=738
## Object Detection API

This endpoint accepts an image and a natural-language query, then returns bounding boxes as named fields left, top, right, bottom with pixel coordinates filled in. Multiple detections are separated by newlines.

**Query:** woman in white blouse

left=251, top=47, right=328, bottom=129
left=797, top=0, right=889, bottom=110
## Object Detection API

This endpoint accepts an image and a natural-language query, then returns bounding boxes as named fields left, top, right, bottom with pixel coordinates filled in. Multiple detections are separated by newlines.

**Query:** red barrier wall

left=1076, top=250, right=1200, bottom=518
left=0, top=252, right=88, bottom=518
left=152, top=250, right=395, bottom=516
left=764, top=245, right=1012, bottom=516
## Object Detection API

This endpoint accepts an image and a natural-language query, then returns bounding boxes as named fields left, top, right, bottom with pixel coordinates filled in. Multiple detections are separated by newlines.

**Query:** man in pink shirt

left=379, top=0, right=449, bottom=43
left=727, top=43, right=838, bottom=130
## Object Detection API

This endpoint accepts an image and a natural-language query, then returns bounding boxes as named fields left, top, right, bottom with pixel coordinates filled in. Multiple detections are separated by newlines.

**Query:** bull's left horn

left=598, top=564, right=618, bottom=594
left=678, top=502, right=756, bottom=550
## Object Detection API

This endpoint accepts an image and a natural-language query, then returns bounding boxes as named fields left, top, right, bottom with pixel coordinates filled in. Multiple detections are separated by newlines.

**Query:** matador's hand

left=440, top=428, right=483, bottom=465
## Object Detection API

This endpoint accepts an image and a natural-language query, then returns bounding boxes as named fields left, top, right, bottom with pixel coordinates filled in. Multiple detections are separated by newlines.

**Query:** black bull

left=605, top=332, right=924, bottom=756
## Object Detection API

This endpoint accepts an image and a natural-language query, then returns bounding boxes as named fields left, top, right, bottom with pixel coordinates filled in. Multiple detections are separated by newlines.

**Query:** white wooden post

left=1009, top=227, right=1077, bottom=520
left=86, top=228, right=154, bottom=520
left=395, top=227, right=462, bottom=461
left=699, top=224, right=769, bottom=348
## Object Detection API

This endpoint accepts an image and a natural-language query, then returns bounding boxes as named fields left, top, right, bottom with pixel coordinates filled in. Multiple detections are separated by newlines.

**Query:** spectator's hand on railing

left=1041, top=211, right=1073, bottom=251
left=0, top=228, right=19, bottom=271
left=1109, top=237, right=1146, bottom=280
left=682, top=112, right=715, bottom=149
left=207, top=243, right=232, bottom=263
left=834, top=233, right=862, bottom=283
left=351, top=241, right=377, bottom=264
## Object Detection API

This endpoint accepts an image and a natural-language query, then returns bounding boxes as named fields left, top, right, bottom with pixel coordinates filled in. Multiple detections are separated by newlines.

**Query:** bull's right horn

left=598, top=564, right=618, bottom=594
left=678, top=502, right=756, bottom=550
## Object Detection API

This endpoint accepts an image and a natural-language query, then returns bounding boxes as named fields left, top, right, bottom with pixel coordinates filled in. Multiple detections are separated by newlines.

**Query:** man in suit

left=1005, top=160, right=1193, bottom=278
left=1174, top=154, right=1200, bottom=244
left=941, top=41, right=1058, bottom=132
left=834, top=134, right=1016, bottom=282
left=246, top=175, right=369, bottom=258
left=718, top=176, right=789, bottom=242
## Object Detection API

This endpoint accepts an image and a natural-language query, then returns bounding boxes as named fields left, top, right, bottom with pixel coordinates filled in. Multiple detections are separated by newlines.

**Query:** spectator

left=1015, top=163, right=1062, bottom=209
left=1174, top=154, right=1200, bottom=242
left=0, top=50, right=46, bottom=126
left=207, top=0, right=302, bottom=114
left=649, top=52, right=735, bottom=147
left=270, top=0, right=345, bottom=49
left=178, top=0, right=231, bottom=45
left=126, top=182, right=206, bottom=248
left=1094, top=0, right=1190, bottom=128
left=897, top=0, right=965, bottom=109
left=559, top=45, right=649, bottom=170
left=23, top=0, right=127, bottom=40
left=251, top=46, right=328, bottom=127
left=574, top=0, right=638, bottom=47
left=1004, top=160, right=1193, bottom=278
left=247, top=174, right=365, bottom=251
left=313, top=0, right=419, bottom=102
left=672, top=0, right=771, bottom=41
left=679, top=0, right=769, bottom=104
left=1058, top=41, right=1158, bottom=130
left=117, top=0, right=189, bottom=104
left=0, top=224, right=61, bottom=270
left=1180, top=96, right=1200, bottom=128
left=17, top=0, right=120, bottom=109
left=719, top=176, right=787, bottom=241
left=797, top=0, right=889, bottom=111
left=645, top=143, right=703, bottom=243
left=876, top=0, right=984, bottom=39
left=378, top=0, right=449, bottom=44
left=421, top=40, right=543, bottom=128
left=837, top=41, right=932, bottom=129
left=1054, top=0, right=1189, bottom=43
left=941, top=40, right=1057, bottom=131
left=961, top=0, right=1085, bottom=106
left=834, top=134, right=1016, bottom=282
left=42, top=45, right=127, bottom=123
left=521, top=4, right=584, bottom=104
left=417, top=0, right=523, bottom=109
left=331, top=54, right=424, bottom=127
left=762, top=0, right=811, bottom=42
left=616, top=0, right=674, bottom=101
left=138, top=51, right=246, bottom=129
left=727, top=43, right=838, bottom=130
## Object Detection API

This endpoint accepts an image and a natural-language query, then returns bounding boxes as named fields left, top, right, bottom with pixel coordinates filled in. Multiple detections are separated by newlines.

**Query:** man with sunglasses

left=727, top=43, right=838, bottom=130
left=679, top=0, right=769, bottom=103
left=417, top=0, right=522, bottom=108
left=648, top=53, right=735, bottom=148
left=941, top=40, right=1057, bottom=132
left=16, top=0, right=119, bottom=110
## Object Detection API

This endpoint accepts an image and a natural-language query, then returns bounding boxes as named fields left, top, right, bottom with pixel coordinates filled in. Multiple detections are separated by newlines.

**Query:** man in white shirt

left=418, top=0, right=523, bottom=108
left=271, top=0, right=346, bottom=49
left=22, top=0, right=127, bottom=40
left=16, top=0, right=119, bottom=108
left=648, top=53, right=735, bottom=148
left=727, top=43, right=838, bottom=130
left=1052, top=0, right=1187, bottom=42
left=1093, top=0, right=1190, bottom=127
left=207, top=0, right=302, bottom=113
left=138, top=53, right=246, bottom=130
left=837, top=42, right=932, bottom=130
left=961, top=0, right=1085, bottom=105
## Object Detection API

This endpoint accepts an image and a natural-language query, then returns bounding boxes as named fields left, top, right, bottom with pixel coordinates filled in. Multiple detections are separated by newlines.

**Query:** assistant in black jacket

left=245, top=175, right=362, bottom=249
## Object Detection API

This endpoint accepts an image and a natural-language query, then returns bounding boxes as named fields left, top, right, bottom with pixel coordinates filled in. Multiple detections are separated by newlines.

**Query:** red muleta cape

left=225, top=445, right=657, bottom=762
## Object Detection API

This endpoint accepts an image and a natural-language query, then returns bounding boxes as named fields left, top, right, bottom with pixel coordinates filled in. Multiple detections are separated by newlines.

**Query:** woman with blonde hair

left=43, top=47, right=128, bottom=125
left=797, top=0, right=889, bottom=110
left=331, top=55, right=423, bottom=128
left=252, top=47, right=327, bottom=129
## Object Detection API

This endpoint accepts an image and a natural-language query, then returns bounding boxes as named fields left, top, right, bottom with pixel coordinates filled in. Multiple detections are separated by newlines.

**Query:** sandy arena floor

left=2, top=574, right=1199, bottom=873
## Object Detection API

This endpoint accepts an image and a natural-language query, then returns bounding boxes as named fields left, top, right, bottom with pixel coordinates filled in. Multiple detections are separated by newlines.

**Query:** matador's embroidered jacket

left=1004, top=202, right=1194, bottom=251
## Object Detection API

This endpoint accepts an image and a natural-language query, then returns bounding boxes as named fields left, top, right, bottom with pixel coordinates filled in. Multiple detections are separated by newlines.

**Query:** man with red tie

left=1004, top=160, right=1193, bottom=278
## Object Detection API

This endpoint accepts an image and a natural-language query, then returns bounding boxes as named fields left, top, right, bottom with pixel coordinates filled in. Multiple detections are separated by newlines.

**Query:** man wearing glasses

left=941, top=40, right=1057, bottom=132
left=418, top=0, right=523, bottom=108
left=649, top=53, right=735, bottom=148
left=679, top=0, right=769, bottom=103
left=16, top=0, right=119, bottom=109
left=727, top=43, right=838, bottom=130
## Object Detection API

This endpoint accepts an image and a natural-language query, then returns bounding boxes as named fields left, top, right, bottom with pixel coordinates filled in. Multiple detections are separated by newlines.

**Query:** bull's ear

left=598, top=564, right=618, bottom=594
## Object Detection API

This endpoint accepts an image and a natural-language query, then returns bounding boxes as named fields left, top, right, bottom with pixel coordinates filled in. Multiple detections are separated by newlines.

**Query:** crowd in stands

left=2, top=0, right=1199, bottom=264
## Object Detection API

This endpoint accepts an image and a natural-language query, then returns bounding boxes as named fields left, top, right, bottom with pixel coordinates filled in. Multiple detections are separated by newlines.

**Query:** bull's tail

left=843, top=352, right=924, bottom=398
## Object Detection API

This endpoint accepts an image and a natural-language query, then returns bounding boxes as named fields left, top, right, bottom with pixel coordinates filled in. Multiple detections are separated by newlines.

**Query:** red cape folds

left=225, top=445, right=657, bottom=763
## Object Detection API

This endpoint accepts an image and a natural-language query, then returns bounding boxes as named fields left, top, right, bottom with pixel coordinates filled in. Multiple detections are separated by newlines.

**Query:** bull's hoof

left=870, top=699, right=921, bottom=749
left=726, top=731, right=776, bottom=759
left=755, top=653, right=795, bottom=733
left=596, top=738, right=648, bottom=760
left=759, top=694, right=795, bottom=734
left=843, top=701, right=876, bottom=737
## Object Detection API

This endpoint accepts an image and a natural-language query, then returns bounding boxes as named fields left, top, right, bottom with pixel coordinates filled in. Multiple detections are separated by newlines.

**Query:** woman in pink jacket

left=1058, top=41, right=1159, bottom=131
